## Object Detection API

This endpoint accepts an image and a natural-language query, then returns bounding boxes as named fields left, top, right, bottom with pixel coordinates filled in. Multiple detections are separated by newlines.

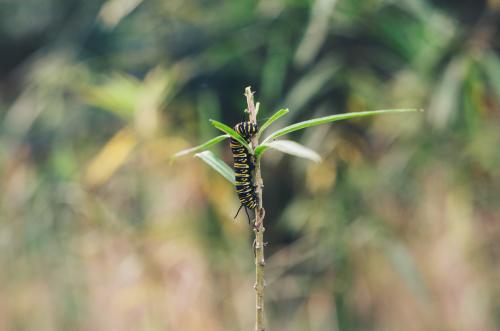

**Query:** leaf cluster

left=174, top=107, right=419, bottom=183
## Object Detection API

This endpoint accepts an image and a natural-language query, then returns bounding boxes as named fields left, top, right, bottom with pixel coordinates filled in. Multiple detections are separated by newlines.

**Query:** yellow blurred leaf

left=306, top=161, right=337, bottom=193
left=84, top=127, right=137, bottom=187
left=134, top=67, right=171, bottom=137
left=488, top=0, right=500, bottom=9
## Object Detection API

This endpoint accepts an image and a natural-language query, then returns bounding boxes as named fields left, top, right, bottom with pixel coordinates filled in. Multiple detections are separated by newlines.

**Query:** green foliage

left=257, top=108, right=289, bottom=138
left=261, top=108, right=420, bottom=144
left=173, top=134, right=229, bottom=159
left=178, top=108, right=419, bottom=178
left=195, top=151, right=235, bottom=184
left=209, top=119, right=252, bottom=152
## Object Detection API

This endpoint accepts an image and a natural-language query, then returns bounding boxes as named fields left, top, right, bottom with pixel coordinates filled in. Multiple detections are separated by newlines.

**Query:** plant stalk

left=245, top=86, right=266, bottom=331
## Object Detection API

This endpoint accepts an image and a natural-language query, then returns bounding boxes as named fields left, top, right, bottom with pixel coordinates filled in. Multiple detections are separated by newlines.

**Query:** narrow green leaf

left=482, top=51, right=500, bottom=103
left=209, top=119, right=253, bottom=153
left=172, top=134, right=229, bottom=159
left=257, top=108, right=289, bottom=138
left=195, top=151, right=235, bottom=184
left=382, top=242, right=429, bottom=302
left=256, top=140, right=322, bottom=163
left=261, top=109, right=420, bottom=145
left=254, top=145, right=269, bottom=157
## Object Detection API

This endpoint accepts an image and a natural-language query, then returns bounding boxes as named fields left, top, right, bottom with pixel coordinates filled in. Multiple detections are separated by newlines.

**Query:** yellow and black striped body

left=231, top=122, right=258, bottom=210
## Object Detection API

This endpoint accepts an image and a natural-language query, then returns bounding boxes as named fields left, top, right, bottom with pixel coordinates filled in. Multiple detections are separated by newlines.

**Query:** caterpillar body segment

left=230, top=122, right=259, bottom=220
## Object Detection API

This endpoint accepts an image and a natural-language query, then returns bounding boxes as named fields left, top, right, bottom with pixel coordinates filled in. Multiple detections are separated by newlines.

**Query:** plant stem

left=245, top=86, right=266, bottom=331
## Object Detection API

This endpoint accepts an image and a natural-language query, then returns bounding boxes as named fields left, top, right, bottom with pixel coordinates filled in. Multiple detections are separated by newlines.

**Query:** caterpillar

left=230, top=121, right=258, bottom=221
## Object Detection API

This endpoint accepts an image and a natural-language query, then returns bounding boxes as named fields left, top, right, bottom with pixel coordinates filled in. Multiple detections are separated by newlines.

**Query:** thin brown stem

left=245, top=86, right=266, bottom=331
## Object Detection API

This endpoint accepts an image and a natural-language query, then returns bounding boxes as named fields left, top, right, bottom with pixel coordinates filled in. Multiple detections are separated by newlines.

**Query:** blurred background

left=1, top=0, right=499, bottom=330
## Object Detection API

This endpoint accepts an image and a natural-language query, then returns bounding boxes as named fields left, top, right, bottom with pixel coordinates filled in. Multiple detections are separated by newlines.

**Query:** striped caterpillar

left=230, top=121, right=258, bottom=221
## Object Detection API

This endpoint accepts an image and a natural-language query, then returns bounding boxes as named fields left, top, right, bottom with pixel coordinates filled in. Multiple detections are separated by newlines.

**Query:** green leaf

left=261, top=109, right=421, bottom=145
left=195, top=151, right=235, bottom=184
left=482, top=51, right=500, bottom=103
left=257, top=108, right=289, bottom=138
left=172, top=134, right=229, bottom=159
left=254, top=145, right=267, bottom=157
left=256, top=140, right=321, bottom=163
left=209, top=119, right=253, bottom=153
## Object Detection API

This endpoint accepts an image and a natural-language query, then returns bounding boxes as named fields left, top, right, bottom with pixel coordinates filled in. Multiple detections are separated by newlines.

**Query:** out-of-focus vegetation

left=0, top=0, right=499, bottom=330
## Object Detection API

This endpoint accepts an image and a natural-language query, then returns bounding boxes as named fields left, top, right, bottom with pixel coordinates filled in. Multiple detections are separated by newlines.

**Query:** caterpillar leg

left=233, top=204, right=244, bottom=219
left=234, top=204, right=254, bottom=225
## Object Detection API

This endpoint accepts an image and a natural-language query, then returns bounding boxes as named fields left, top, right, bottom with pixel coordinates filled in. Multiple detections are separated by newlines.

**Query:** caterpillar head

left=235, top=121, right=258, bottom=140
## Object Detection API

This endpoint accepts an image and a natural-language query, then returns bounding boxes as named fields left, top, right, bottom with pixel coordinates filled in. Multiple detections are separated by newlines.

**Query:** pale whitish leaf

left=383, top=242, right=429, bottom=302
left=173, top=134, right=229, bottom=159
left=294, top=0, right=338, bottom=67
left=256, top=140, right=321, bottom=163
left=257, top=108, right=289, bottom=138
left=209, top=119, right=253, bottom=153
left=262, top=109, right=420, bottom=145
left=195, top=151, right=235, bottom=184
left=427, top=55, right=467, bottom=128
left=98, top=0, right=143, bottom=28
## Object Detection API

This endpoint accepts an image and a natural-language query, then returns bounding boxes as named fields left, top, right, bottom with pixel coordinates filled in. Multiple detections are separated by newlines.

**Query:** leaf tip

left=171, top=151, right=185, bottom=160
